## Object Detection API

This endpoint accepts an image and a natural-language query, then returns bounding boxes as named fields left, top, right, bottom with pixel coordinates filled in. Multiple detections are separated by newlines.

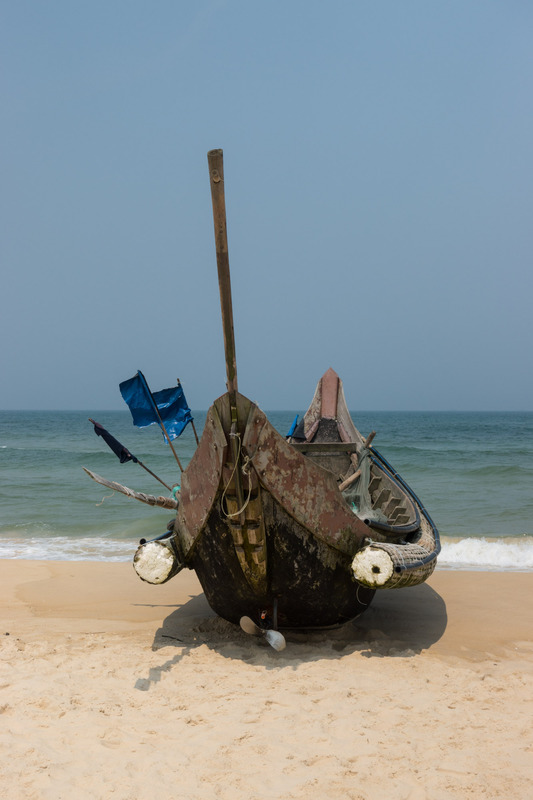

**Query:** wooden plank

left=374, top=489, right=392, bottom=507
left=338, top=468, right=362, bottom=492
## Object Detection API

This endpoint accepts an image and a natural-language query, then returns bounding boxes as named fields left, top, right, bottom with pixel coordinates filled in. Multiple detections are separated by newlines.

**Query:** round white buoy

left=133, top=541, right=179, bottom=585
left=351, top=546, right=394, bottom=587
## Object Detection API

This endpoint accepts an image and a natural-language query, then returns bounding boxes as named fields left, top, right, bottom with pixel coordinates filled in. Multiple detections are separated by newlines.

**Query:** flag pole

left=88, top=419, right=174, bottom=491
left=191, top=420, right=199, bottom=445
left=177, top=378, right=199, bottom=444
left=137, top=372, right=184, bottom=473
left=154, top=410, right=184, bottom=473
left=133, top=460, right=174, bottom=491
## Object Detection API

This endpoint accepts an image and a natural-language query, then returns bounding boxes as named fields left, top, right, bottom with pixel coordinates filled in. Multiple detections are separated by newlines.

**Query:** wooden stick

left=134, top=460, right=173, bottom=492
left=207, top=149, right=245, bottom=515
left=190, top=419, right=200, bottom=445
left=176, top=378, right=199, bottom=444
left=339, top=468, right=362, bottom=493
left=154, top=408, right=184, bottom=472
left=207, top=149, right=238, bottom=401
left=364, top=430, right=376, bottom=449
left=83, top=468, right=179, bottom=509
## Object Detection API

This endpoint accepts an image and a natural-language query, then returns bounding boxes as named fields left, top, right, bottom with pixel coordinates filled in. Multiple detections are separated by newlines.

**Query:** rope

left=221, top=432, right=253, bottom=518
left=96, top=491, right=116, bottom=506
left=356, top=584, right=371, bottom=607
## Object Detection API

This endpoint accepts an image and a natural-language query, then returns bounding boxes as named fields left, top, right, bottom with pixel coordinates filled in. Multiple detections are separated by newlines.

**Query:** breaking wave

left=438, top=536, right=533, bottom=571
left=2, top=535, right=533, bottom=572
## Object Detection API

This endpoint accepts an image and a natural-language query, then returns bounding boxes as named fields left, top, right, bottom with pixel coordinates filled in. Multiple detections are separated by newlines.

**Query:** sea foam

left=2, top=534, right=533, bottom=571
left=439, top=536, right=533, bottom=571
left=0, top=536, right=133, bottom=562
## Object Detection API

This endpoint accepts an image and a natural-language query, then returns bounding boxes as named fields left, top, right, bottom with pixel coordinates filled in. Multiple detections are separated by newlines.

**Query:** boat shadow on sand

left=134, top=582, right=447, bottom=691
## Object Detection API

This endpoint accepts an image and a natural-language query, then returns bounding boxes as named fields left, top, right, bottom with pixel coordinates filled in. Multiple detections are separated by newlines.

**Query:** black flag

left=90, top=419, right=138, bottom=464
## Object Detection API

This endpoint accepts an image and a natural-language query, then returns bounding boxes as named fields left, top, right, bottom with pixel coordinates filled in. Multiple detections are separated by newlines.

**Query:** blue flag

left=119, top=371, right=193, bottom=442
left=286, top=414, right=299, bottom=438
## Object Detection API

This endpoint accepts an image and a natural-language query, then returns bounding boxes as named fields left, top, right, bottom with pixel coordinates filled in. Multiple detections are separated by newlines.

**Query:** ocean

left=1, top=409, right=532, bottom=571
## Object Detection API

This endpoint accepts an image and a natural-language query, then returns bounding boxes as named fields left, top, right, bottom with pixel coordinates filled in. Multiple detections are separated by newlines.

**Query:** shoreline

left=1, top=560, right=531, bottom=658
left=1, top=561, right=532, bottom=798
left=3, top=532, right=533, bottom=571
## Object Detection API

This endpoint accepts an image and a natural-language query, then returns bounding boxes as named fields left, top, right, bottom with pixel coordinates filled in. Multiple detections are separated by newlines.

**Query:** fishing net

left=341, top=449, right=388, bottom=524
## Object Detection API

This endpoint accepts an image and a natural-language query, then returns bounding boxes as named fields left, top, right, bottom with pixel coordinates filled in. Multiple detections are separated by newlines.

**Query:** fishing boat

left=85, top=150, right=440, bottom=648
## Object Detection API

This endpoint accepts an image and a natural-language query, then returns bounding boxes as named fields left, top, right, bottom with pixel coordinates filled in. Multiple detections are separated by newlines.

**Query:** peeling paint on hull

left=174, top=391, right=375, bottom=629
left=190, top=492, right=375, bottom=628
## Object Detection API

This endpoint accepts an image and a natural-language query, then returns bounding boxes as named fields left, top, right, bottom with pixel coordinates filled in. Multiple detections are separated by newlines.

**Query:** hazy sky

left=2, top=1, right=532, bottom=411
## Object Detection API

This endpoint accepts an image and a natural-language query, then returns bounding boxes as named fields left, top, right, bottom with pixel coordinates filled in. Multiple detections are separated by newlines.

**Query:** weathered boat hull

left=162, top=369, right=441, bottom=629
left=169, top=390, right=378, bottom=627
left=168, top=380, right=441, bottom=629
left=189, top=492, right=375, bottom=628
left=113, top=368, right=439, bottom=631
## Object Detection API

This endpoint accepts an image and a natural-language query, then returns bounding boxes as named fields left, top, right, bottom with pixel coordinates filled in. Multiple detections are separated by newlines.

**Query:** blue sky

left=2, top=1, right=532, bottom=411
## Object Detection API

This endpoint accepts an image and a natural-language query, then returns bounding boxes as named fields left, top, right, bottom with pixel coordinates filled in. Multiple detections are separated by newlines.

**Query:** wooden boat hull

left=189, top=492, right=375, bottom=628
left=125, top=371, right=439, bottom=630
left=88, top=153, right=440, bottom=638
left=171, top=389, right=377, bottom=628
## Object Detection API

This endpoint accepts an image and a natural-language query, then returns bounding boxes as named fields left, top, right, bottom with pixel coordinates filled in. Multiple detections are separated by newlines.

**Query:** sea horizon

left=2, top=408, right=533, bottom=414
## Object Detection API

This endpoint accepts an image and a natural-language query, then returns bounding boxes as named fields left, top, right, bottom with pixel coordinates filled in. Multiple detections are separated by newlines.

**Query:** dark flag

left=119, top=371, right=193, bottom=443
left=90, top=419, right=138, bottom=464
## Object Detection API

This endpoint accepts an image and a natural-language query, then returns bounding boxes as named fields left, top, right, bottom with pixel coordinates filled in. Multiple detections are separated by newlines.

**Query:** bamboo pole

left=152, top=407, right=184, bottom=473
left=131, top=459, right=173, bottom=492
left=190, top=419, right=200, bottom=445
left=176, top=379, right=199, bottom=445
left=207, top=149, right=238, bottom=401
left=338, top=468, right=362, bottom=493
left=207, top=149, right=244, bottom=512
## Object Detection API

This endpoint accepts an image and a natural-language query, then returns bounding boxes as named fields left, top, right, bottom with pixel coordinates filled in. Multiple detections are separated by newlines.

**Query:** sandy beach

left=1, top=561, right=531, bottom=799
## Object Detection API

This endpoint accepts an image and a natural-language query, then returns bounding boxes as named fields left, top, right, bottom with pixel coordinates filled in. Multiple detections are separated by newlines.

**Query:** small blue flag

left=286, top=414, right=299, bottom=438
left=119, top=371, right=193, bottom=442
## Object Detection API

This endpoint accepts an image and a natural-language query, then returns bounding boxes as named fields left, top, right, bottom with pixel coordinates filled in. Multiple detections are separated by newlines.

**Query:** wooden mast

left=207, top=149, right=245, bottom=511
left=207, top=149, right=238, bottom=403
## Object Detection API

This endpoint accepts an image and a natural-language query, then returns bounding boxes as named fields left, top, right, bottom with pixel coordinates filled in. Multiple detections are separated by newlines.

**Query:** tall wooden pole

left=207, top=149, right=238, bottom=405
left=207, top=149, right=244, bottom=512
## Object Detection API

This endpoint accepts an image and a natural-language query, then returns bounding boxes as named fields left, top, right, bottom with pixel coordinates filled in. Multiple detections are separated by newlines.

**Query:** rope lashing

left=221, top=431, right=253, bottom=518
